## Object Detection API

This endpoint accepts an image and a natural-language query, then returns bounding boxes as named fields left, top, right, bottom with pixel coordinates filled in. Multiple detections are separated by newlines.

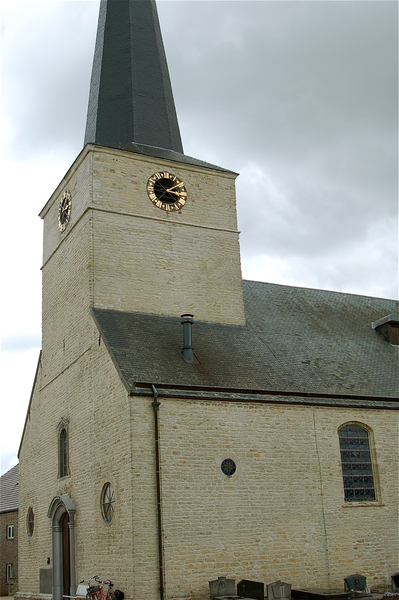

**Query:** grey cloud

left=157, top=1, right=398, bottom=297
left=2, top=2, right=98, bottom=160
left=2, top=0, right=397, bottom=297
left=1, top=334, right=41, bottom=353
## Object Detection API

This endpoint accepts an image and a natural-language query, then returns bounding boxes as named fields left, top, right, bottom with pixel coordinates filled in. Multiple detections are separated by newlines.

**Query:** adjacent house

left=1, top=464, right=19, bottom=596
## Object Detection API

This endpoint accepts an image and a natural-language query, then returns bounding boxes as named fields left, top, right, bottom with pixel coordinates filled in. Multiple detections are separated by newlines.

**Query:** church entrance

left=48, top=495, right=76, bottom=600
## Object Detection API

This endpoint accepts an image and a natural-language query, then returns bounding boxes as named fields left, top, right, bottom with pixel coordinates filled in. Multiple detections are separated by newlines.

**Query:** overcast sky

left=1, top=0, right=397, bottom=475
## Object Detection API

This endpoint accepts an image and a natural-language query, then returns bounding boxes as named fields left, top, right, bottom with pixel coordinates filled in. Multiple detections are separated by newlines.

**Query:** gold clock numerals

left=58, top=190, right=72, bottom=232
left=147, top=171, right=187, bottom=211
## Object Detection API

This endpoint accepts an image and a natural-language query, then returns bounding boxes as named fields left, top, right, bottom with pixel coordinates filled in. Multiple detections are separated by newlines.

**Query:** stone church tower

left=39, top=0, right=245, bottom=389
left=16, top=3, right=398, bottom=600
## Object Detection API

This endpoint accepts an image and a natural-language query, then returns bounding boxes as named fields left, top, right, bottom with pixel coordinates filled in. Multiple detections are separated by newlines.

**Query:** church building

left=16, top=2, right=398, bottom=600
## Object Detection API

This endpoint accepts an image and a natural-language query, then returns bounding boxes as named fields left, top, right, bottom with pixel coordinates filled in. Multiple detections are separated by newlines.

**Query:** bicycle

left=81, top=575, right=124, bottom=600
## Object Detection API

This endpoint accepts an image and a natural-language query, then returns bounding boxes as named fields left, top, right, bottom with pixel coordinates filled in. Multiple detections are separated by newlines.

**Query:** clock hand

left=166, top=182, right=184, bottom=193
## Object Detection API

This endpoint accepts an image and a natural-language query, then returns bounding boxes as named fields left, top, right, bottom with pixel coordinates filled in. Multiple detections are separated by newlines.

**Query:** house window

left=338, top=423, right=376, bottom=502
left=6, top=525, right=15, bottom=539
left=58, top=422, right=69, bottom=478
left=6, top=564, right=14, bottom=582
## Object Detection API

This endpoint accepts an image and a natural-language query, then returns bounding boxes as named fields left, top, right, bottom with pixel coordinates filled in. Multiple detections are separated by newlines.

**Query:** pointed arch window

left=58, top=421, right=69, bottom=478
left=338, top=423, right=376, bottom=502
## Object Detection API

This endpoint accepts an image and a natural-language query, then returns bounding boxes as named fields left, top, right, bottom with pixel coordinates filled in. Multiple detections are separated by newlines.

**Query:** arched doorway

left=48, top=495, right=76, bottom=600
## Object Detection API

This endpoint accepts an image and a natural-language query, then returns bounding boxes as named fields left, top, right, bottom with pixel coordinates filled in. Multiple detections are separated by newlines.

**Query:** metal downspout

left=152, top=384, right=165, bottom=600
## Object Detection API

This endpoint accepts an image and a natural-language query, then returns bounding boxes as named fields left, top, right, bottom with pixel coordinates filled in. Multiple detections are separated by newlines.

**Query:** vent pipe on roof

left=181, top=314, right=195, bottom=363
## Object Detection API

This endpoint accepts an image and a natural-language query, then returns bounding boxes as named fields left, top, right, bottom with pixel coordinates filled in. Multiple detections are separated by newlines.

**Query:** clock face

left=147, top=171, right=187, bottom=211
left=58, top=190, right=72, bottom=231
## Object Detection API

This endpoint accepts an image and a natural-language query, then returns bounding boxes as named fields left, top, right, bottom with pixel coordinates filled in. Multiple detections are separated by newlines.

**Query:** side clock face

left=147, top=171, right=187, bottom=211
left=58, top=190, right=72, bottom=231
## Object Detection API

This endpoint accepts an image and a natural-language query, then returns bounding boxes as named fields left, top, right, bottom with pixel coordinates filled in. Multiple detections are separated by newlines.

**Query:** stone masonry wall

left=90, top=148, right=245, bottom=325
left=41, top=212, right=93, bottom=384
left=130, top=397, right=398, bottom=600
left=17, top=346, right=398, bottom=600
left=41, top=149, right=92, bottom=266
left=17, top=335, right=140, bottom=597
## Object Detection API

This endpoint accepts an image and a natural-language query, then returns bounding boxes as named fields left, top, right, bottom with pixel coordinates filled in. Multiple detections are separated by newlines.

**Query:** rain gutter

left=130, top=384, right=398, bottom=410
left=151, top=384, right=165, bottom=600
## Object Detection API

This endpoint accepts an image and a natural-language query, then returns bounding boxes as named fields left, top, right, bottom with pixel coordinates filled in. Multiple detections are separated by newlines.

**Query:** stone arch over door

left=48, top=495, right=76, bottom=600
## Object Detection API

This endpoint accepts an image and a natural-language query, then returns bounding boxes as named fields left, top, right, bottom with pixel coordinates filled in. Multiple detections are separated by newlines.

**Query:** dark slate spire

left=84, top=0, right=183, bottom=154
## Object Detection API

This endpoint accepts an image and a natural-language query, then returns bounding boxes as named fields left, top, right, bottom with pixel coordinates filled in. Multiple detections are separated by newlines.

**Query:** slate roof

left=92, top=280, right=398, bottom=405
left=85, top=0, right=183, bottom=154
left=84, top=0, right=232, bottom=173
left=0, top=464, right=19, bottom=513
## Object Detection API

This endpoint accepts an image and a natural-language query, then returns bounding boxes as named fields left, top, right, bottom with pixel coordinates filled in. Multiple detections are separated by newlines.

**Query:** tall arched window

left=338, top=423, right=376, bottom=502
left=58, top=422, right=69, bottom=478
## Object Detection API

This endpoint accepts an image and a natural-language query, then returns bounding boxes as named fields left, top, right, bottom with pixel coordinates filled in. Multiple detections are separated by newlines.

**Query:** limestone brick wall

left=91, top=209, right=243, bottom=323
left=129, top=397, right=397, bottom=600
left=41, top=146, right=245, bottom=329
left=17, top=333, right=139, bottom=597
left=89, top=148, right=245, bottom=325
left=91, top=149, right=239, bottom=232
left=41, top=212, right=93, bottom=384
left=18, top=364, right=50, bottom=596
left=17, top=352, right=398, bottom=600
left=41, top=149, right=92, bottom=265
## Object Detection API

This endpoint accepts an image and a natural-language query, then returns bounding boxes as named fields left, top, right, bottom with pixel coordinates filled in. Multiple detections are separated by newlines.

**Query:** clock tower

left=39, top=0, right=244, bottom=381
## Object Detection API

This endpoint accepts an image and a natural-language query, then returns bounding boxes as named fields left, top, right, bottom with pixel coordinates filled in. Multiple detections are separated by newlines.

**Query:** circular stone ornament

left=58, top=190, right=72, bottom=231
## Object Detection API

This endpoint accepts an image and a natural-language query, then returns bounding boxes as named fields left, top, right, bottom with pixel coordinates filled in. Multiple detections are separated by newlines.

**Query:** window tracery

left=338, top=423, right=376, bottom=502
